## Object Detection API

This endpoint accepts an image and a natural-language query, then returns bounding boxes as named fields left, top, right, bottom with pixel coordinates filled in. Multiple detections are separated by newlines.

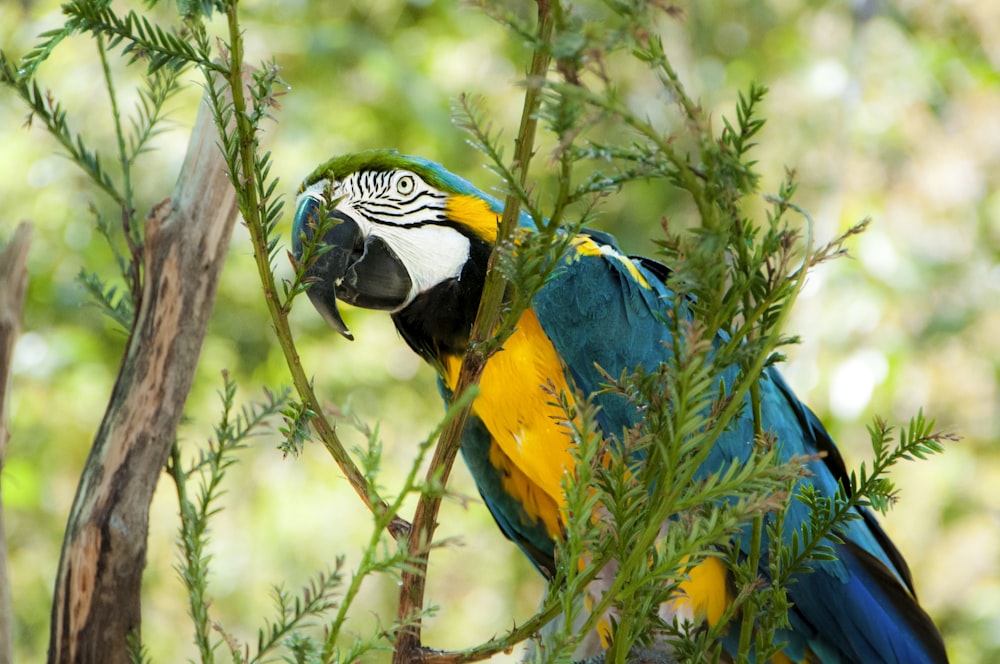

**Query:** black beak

left=295, top=202, right=412, bottom=340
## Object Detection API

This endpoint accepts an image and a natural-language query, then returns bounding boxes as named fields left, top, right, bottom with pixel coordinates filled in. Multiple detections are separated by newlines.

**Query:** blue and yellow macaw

left=291, top=149, right=947, bottom=663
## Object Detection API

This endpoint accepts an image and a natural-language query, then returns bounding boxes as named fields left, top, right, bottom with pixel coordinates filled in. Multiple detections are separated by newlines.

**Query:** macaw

left=291, top=149, right=947, bottom=663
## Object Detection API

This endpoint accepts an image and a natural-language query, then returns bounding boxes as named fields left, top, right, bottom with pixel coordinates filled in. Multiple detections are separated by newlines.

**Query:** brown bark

left=47, top=93, right=239, bottom=663
left=0, top=222, right=32, bottom=664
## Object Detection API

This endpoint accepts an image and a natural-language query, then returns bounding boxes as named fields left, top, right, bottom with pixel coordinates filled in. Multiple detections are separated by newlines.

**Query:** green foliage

left=62, top=0, right=214, bottom=75
left=0, top=0, right=198, bottom=326
left=0, top=50, right=128, bottom=207
left=2, top=0, right=976, bottom=662
left=76, top=267, right=135, bottom=332
left=127, top=628, right=153, bottom=664
left=167, top=373, right=288, bottom=662
left=453, top=2, right=950, bottom=662
left=163, top=370, right=445, bottom=663
left=1, top=1, right=427, bottom=660
left=278, top=398, right=315, bottom=459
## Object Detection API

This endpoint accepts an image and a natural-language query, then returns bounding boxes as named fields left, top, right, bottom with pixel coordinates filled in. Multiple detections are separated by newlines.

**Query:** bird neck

left=390, top=235, right=493, bottom=368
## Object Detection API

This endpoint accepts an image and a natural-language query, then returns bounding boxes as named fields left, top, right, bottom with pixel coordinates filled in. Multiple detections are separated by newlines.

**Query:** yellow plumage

left=444, top=194, right=500, bottom=242
left=443, top=305, right=734, bottom=632
left=443, top=308, right=572, bottom=536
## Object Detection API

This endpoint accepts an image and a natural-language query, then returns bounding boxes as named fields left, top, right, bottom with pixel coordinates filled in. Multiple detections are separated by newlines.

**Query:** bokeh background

left=2, top=0, right=997, bottom=661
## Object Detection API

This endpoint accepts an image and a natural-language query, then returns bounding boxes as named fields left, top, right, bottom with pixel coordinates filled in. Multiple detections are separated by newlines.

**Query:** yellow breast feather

left=443, top=308, right=575, bottom=536
left=677, top=556, right=733, bottom=626
left=444, top=304, right=737, bottom=636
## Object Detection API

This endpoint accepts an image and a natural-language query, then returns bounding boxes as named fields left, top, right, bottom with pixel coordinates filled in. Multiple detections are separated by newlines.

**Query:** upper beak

left=295, top=199, right=413, bottom=340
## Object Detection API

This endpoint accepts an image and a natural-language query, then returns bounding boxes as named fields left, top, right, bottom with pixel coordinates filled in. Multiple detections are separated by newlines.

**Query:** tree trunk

left=0, top=222, right=32, bottom=664
left=47, top=94, right=239, bottom=663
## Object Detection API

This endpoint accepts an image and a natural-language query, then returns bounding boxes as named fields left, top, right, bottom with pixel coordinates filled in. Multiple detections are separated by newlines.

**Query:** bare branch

left=47, top=89, right=239, bottom=664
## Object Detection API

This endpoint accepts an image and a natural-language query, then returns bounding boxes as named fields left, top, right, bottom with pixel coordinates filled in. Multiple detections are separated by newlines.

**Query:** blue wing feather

left=529, top=233, right=946, bottom=663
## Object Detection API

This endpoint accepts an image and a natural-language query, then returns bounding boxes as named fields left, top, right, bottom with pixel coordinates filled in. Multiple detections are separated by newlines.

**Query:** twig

left=217, top=4, right=405, bottom=536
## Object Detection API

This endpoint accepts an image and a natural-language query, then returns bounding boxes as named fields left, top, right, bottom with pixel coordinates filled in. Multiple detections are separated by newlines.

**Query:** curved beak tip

left=308, top=290, right=355, bottom=341
left=323, top=308, right=356, bottom=341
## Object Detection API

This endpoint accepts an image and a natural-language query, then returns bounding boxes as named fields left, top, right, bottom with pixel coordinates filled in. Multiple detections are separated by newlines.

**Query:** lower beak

left=300, top=209, right=413, bottom=340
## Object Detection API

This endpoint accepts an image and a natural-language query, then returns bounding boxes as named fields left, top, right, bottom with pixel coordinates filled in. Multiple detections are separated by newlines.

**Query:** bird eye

left=395, top=174, right=415, bottom=196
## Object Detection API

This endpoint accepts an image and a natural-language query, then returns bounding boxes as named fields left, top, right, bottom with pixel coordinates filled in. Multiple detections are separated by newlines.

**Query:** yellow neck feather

left=445, top=194, right=500, bottom=242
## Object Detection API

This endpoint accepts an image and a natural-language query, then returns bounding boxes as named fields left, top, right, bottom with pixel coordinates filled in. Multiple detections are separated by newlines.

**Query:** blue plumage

left=529, top=232, right=945, bottom=662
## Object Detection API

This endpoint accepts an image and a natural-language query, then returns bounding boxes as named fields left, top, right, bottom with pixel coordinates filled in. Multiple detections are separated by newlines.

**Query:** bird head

left=292, top=150, right=516, bottom=348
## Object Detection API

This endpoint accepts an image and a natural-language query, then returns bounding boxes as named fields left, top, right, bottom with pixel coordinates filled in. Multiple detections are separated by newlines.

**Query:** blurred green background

left=1, top=0, right=997, bottom=661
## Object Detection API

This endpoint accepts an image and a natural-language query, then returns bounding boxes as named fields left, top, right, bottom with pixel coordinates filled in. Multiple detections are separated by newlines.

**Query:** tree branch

left=0, top=221, right=32, bottom=664
left=47, top=89, right=240, bottom=663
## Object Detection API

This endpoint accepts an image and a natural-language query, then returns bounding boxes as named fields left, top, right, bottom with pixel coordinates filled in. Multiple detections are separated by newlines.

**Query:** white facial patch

left=374, top=223, right=471, bottom=309
left=315, top=170, right=473, bottom=310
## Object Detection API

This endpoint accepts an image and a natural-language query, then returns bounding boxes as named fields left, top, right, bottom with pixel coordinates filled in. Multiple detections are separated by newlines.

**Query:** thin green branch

left=321, top=392, right=473, bottom=663
left=391, top=3, right=556, bottom=661
left=63, top=0, right=221, bottom=74
left=96, top=32, right=143, bottom=298
left=0, top=53, right=124, bottom=208
left=98, top=33, right=134, bottom=210
left=16, top=25, right=73, bottom=78
left=167, top=374, right=288, bottom=663
left=75, top=268, right=134, bottom=331
left=249, top=569, right=343, bottom=664
left=779, top=413, right=953, bottom=585
left=209, top=2, right=399, bottom=532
